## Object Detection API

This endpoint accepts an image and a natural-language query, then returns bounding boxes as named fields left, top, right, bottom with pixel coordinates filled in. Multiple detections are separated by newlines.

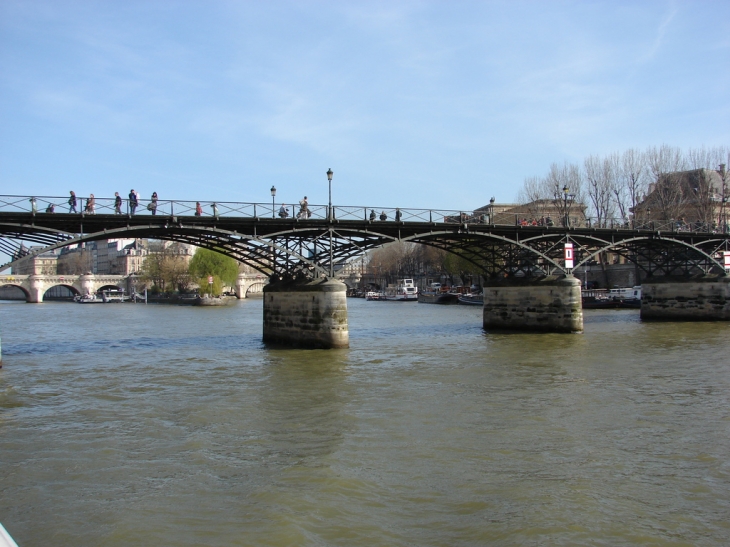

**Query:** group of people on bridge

left=26, top=191, right=234, bottom=220
left=277, top=197, right=313, bottom=219
left=60, top=190, right=160, bottom=216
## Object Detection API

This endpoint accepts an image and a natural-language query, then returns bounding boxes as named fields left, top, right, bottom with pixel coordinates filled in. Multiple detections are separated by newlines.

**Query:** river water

left=0, top=298, right=728, bottom=546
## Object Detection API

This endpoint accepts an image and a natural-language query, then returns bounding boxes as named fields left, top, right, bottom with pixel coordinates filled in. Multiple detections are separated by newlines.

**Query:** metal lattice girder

left=0, top=210, right=728, bottom=278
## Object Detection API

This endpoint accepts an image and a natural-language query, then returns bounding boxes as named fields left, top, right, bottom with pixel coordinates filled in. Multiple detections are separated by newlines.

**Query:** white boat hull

left=385, top=294, right=418, bottom=301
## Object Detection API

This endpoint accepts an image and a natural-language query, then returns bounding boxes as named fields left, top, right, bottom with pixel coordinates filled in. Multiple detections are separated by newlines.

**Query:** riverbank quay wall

left=641, top=275, right=730, bottom=321
left=482, top=275, right=583, bottom=333
left=263, top=278, right=349, bottom=349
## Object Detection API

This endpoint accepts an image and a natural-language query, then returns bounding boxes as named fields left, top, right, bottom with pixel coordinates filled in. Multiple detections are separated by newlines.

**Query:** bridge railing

left=1, top=195, right=727, bottom=234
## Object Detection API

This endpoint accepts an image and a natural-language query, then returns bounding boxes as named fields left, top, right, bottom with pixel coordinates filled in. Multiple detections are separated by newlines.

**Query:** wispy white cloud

left=637, top=2, right=678, bottom=63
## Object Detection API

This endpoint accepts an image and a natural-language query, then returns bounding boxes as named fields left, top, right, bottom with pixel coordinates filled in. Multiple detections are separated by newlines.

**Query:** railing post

left=254, top=204, right=257, bottom=218
left=429, top=210, right=432, bottom=223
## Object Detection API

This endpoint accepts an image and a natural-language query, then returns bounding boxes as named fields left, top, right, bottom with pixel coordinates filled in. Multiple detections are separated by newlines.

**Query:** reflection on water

left=1, top=299, right=729, bottom=546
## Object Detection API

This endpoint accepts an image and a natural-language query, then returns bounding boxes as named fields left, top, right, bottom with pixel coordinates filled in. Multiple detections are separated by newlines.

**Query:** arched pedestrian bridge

left=1, top=194, right=729, bottom=348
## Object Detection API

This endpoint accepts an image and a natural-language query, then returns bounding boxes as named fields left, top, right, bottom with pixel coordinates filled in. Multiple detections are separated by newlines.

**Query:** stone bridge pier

left=641, top=275, right=730, bottom=320
left=482, top=275, right=583, bottom=333
left=263, top=277, right=349, bottom=349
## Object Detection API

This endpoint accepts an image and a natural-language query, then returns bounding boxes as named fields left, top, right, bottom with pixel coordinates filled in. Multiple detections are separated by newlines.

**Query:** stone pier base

left=641, top=276, right=730, bottom=321
left=263, top=277, right=349, bottom=348
left=483, top=275, right=583, bottom=333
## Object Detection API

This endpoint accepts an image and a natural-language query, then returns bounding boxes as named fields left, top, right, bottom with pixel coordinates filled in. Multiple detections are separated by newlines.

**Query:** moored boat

left=74, top=293, right=102, bottom=303
left=418, top=283, right=459, bottom=304
left=101, top=289, right=129, bottom=303
left=457, top=293, right=483, bottom=306
left=385, top=279, right=418, bottom=301
left=582, top=286, right=641, bottom=309
left=194, top=295, right=236, bottom=306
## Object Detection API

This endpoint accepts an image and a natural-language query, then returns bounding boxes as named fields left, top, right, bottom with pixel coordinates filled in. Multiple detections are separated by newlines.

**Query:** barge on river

left=385, top=279, right=418, bottom=301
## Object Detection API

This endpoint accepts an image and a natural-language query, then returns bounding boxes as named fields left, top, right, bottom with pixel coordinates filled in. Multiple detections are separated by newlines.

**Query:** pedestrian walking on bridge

left=68, top=191, right=77, bottom=213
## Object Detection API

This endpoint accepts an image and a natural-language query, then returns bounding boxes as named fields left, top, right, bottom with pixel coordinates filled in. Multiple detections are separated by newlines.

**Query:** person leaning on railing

left=149, top=192, right=158, bottom=215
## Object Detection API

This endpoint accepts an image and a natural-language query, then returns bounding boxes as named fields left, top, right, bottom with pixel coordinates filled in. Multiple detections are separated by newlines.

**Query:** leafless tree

left=584, top=154, right=618, bottom=227
left=645, top=145, right=687, bottom=220
left=546, top=161, right=584, bottom=227
left=617, top=148, right=647, bottom=225
left=516, top=176, right=551, bottom=219
left=686, top=146, right=727, bottom=227
left=57, top=247, right=93, bottom=275
left=517, top=144, right=729, bottom=227
left=141, top=241, right=193, bottom=292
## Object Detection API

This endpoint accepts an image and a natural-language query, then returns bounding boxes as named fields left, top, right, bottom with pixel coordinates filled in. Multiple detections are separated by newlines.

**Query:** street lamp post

left=270, top=186, right=276, bottom=219
left=327, top=168, right=334, bottom=220
left=563, top=185, right=570, bottom=227
left=327, top=168, right=334, bottom=277
left=720, top=163, right=727, bottom=234
left=489, top=196, right=495, bottom=225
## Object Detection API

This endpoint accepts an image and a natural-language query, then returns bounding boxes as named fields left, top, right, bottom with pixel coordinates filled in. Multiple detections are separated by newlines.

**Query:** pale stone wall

left=0, top=274, right=128, bottom=302
left=263, top=278, right=349, bottom=348
left=641, top=277, right=730, bottom=321
left=483, top=275, right=583, bottom=333
left=234, top=273, right=268, bottom=299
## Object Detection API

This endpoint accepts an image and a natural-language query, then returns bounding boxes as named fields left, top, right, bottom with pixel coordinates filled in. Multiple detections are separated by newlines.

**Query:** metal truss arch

left=569, top=235, right=727, bottom=275
left=402, top=230, right=566, bottom=276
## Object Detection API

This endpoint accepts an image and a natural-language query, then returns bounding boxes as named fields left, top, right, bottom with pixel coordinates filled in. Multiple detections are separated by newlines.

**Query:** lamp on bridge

left=563, top=185, right=570, bottom=227
left=489, top=196, right=495, bottom=225
left=720, top=163, right=727, bottom=234
left=327, top=168, right=334, bottom=221
left=327, top=167, right=334, bottom=276
left=270, top=186, right=277, bottom=219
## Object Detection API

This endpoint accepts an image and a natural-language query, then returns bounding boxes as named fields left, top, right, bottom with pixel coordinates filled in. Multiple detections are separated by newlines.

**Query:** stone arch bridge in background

left=0, top=273, right=267, bottom=303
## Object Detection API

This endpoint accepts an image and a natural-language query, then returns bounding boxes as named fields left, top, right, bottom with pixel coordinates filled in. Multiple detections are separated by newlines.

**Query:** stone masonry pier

left=263, top=278, right=349, bottom=349
left=482, top=275, right=583, bottom=333
left=641, top=275, right=730, bottom=321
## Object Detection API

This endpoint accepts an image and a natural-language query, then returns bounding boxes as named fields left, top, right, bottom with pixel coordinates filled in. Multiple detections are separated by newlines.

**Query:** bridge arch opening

left=97, top=283, right=125, bottom=292
left=245, top=282, right=265, bottom=297
left=43, top=284, right=78, bottom=301
left=0, top=284, right=30, bottom=301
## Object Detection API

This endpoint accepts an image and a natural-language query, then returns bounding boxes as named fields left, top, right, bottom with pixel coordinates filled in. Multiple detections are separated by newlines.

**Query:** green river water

left=0, top=298, right=728, bottom=546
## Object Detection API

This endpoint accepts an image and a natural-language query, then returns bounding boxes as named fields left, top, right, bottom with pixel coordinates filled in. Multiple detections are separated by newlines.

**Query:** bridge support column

left=641, top=275, right=730, bottom=321
left=483, top=275, right=583, bottom=333
left=79, top=274, right=95, bottom=296
left=27, top=275, right=45, bottom=303
left=263, top=278, right=349, bottom=349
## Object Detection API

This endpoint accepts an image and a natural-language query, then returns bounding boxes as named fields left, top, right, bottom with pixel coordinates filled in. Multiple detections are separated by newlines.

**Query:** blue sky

left=1, top=0, right=728, bottom=212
